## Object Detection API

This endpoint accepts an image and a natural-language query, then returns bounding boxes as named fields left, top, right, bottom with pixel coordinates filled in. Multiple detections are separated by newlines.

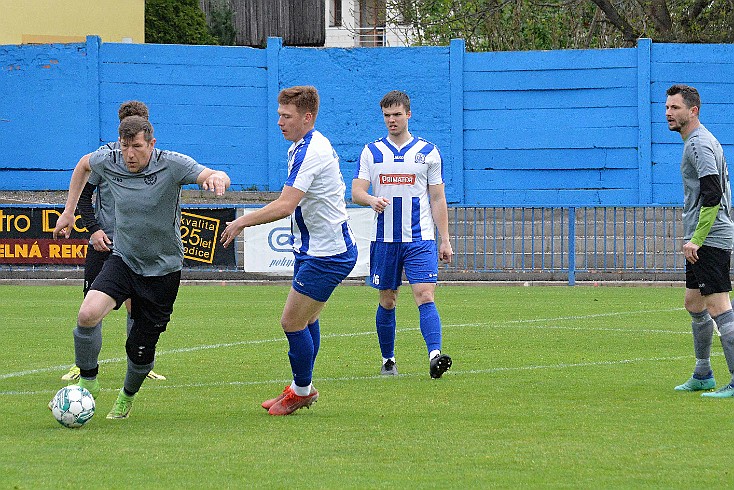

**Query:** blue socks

left=285, top=328, right=314, bottom=388
left=418, top=302, right=442, bottom=354
left=376, top=305, right=396, bottom=359
left=308, top=319, right=320, bottom=366
left=377, top=303, right=443, bottom=357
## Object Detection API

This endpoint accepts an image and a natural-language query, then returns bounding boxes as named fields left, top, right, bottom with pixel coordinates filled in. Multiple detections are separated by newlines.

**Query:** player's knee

left=125, top=326, right=161, bottom=365
left=414, top=291, right=435, bottom=306
left=380, top=291, right=398, bottom=310
left=280, top=318, right=299, bottom=332
left=77, top=304, right=102, bottom=327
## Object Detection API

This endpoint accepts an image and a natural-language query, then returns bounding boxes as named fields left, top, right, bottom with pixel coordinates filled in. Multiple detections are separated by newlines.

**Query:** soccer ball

left=50, top=386, right=95, bottom=428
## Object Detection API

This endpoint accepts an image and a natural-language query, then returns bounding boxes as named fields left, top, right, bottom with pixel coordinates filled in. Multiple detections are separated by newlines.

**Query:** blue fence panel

left=462, top=46, right=641, bottom=207
left=98, top=42, right=269, bottom=190
left=2, top=37, right=734, bottom=207
left=0, top=41, right=95, bottom=189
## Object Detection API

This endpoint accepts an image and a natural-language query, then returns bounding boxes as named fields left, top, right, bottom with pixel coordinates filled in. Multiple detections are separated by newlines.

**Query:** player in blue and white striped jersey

left=352, top=90, right=453, bottom=379
left=221, top=86, right=357, bottom=415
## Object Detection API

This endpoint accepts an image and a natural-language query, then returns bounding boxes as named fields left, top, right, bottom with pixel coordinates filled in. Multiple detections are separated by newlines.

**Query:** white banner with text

left=242, top=208, right=373, bottom=277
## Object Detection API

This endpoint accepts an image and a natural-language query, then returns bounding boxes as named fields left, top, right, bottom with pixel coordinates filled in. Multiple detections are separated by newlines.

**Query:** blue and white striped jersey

left=355, top=136, right=444, bottom=242
left=285, top=129, right=354, bottom=257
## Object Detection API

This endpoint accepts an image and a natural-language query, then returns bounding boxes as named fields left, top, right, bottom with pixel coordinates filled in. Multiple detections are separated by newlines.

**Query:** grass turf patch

left=1, top=284, right=732, bottom=488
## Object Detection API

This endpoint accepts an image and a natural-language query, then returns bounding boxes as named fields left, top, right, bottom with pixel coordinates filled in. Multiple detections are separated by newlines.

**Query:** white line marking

left=2, top=353, right=719, bottom=397
left=0, top=307, right=690, bottom=383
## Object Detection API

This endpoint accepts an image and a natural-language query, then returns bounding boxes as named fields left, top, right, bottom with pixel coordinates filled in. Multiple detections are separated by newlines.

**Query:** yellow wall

left=0, top=0, right=145, bottom=45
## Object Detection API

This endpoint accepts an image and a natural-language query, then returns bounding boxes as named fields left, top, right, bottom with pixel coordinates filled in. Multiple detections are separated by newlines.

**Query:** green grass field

left=2, top=283, right=732, bottom=488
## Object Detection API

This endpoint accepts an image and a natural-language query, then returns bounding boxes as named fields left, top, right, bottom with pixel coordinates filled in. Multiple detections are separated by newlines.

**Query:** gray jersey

left=681, top=124, right=734, bottom=249
left=87, top=142, right=119, bottom=242
left=89, top=147, right=206, bottom=276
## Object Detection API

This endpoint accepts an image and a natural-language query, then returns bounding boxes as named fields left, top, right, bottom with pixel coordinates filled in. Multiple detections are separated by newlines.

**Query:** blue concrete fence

left=1, top=36, right=733, bottom=207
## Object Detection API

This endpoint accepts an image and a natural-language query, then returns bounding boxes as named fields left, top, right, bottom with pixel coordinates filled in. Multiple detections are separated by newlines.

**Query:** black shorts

left=685, top=245, right=732, bottom=295
left=84, top=247, right=112, bottom=296
left=90, top=254, right=181, bottom=332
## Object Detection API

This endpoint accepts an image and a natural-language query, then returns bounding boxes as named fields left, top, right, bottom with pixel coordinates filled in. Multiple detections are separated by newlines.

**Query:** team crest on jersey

left=415, top=153, right=426, bottom=164
left=144, top=174, right=157, bottom=186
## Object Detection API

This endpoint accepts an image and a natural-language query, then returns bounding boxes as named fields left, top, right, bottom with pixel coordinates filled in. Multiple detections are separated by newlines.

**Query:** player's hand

left=90, top=230, right=112, bottom=252
left=221, top=218, right=246, bottom=248
left=52, top=211, right=75, bottom=239
left=371, top=196, right=390, bottom=214
left=683, top=241, right=700, bottom=264
left=439, top=240, right=453, bottom=264
left=202, top=172, right=227, bottom=196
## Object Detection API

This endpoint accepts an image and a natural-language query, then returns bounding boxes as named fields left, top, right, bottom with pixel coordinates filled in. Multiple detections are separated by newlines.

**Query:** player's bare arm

left=428, top=183, right=453, bottom=264
left=351, top=178, right=389, bottom=213
left=197, top=169, right=231, bottom=196
left=53, top=154, right=92, bottom=239
left=221, top=185, right=305, bottom=248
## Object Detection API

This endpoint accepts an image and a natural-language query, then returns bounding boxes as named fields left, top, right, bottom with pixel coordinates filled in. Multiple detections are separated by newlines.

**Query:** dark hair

left=380, top=90, right=411, bottom=112
left=278, top=86, right=319, bottom=119
left=666, top=84, right=701, bottom=110
left=118, top=100, right=149, bottom=121
left=118, top=115, right=154, bottom=143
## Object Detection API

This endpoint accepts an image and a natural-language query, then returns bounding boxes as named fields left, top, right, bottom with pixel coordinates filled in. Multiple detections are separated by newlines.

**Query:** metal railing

left=445, top=206, right=684, bottom=284
left=356, top=26, right=385, bottom=47
left=0, top=205, right=687, bottom=284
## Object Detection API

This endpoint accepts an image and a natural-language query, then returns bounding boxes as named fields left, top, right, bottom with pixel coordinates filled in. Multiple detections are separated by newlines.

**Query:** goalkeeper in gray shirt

left=666, top=84, right=734, bottom=398
left=53, top=115, right=230, bottom=419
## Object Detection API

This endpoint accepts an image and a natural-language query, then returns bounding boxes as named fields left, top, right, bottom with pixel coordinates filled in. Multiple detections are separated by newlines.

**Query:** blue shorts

left=369, top=240, right=438, bottom=290
left=292, top=244, right=358, bottom=302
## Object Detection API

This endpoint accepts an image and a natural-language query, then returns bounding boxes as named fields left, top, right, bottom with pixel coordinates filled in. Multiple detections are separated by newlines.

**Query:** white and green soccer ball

left=50, top=386, right=95, bottom=428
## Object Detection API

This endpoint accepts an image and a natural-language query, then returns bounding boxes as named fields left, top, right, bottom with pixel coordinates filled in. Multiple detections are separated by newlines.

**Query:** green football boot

left=106, top=390, right=135, bottom=419
left=701, top=384, right=734, bottom=398
left=61, top=365, right=80, bottom=381
left=674, top=375, right=716, bottom=392
left=75, top=377, right=101, bottom=399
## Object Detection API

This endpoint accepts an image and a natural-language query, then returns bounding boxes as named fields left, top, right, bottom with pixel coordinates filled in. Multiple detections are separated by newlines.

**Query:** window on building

left=330, top=0, right=343, bottom=27
left=358, top=0, right=385, bottom=46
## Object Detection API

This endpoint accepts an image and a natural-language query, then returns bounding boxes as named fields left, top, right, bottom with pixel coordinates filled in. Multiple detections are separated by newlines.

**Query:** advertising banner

left=181, top=208, right=236, bottom=267
left=0, top=206, right=236, bottom=267
left=0, top=207, right=87, bottom=265
left=242, top=207, right=373, bottom=277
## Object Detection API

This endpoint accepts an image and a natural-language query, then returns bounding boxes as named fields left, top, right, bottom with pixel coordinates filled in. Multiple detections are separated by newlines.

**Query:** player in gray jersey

left=53, top=115, right=230, bottom=419
left=61, top=101, right=166, bottom=382
left=666, top=84, right=734, bottom=398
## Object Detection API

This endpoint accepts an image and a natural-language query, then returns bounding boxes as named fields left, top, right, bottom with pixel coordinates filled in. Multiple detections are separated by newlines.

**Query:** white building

left=325, top=0, right=411, bottom=47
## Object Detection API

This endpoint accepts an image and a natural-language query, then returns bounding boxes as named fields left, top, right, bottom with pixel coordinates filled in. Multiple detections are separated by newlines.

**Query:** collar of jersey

left=382, top=135, right=417, bottom=156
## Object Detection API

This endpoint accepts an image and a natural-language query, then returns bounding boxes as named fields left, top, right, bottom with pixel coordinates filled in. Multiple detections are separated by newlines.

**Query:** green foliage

left=4, top=284, right=734, bottom=487
left=399, top=0, right=617, bottom=51
left=145, top=0, right=218, bottom=45
left=393, top=0, right=734, bottom=51
left=670, top=0, right=734, bottom=43
left=208, top=1, right=237, bottom=46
